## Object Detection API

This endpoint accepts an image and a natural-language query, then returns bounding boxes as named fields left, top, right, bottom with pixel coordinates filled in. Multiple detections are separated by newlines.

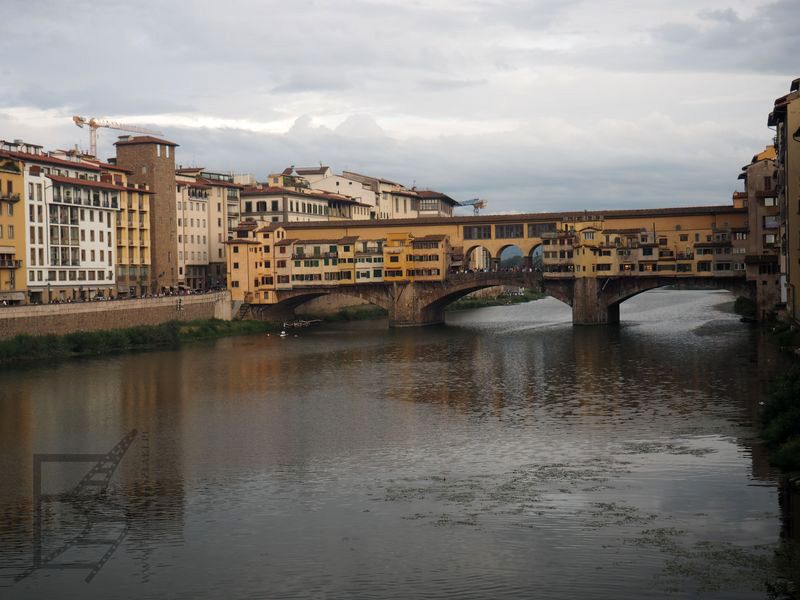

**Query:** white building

left=12, top=143, right=121, bottom=302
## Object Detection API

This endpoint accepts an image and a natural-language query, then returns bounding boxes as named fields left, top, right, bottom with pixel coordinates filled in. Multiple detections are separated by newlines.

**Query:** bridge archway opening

left=603, top=281, right=746, bottom=323
left=465, top=245, right=492, bottom=272
left=530, top=244, right=543, bottom=270
left=497, top=244, right=525, bottom=271
left=251, top=289, right=390, bottom=322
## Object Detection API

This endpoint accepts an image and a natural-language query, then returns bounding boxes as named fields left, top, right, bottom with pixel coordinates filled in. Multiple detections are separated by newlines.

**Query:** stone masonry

left=115, top=137, right=179, bottom=293
left=0, top=292, right=231, bottom=340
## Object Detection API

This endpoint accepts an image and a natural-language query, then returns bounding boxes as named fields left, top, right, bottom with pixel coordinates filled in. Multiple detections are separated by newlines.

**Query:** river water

left=0, top=290, right=796, bottom=599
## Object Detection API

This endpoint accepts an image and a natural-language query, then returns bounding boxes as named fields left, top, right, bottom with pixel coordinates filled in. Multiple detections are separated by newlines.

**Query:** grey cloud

left=697, top=8, right=742, bottom=24
left=0, top=0, right=789, bottom=216
left=418, top=78, right=487, bottom=91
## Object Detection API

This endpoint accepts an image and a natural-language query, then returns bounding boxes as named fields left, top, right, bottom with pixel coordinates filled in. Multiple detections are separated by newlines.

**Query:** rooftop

left=114, top=135, right=179, bottom=147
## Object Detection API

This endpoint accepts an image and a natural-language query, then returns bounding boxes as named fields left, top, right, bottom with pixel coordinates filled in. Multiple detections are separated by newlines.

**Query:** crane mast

left=72, top=116, right=163, bottom=157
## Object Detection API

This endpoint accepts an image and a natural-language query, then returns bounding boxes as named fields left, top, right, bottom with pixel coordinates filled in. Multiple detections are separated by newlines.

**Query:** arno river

left=0, top=290, right=797, bottom=599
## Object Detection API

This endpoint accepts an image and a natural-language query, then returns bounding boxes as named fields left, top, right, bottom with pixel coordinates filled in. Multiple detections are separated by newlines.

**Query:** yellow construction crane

left=72, top=116, right=163, bottom=157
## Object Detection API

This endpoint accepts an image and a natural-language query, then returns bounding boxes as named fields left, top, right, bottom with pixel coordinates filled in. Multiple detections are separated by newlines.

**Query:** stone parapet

left=0, top=292, right=231, bottom=340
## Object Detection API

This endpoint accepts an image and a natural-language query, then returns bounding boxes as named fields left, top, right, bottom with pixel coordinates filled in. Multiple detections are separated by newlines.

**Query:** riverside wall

left=0, top=292, right=232, bottom=340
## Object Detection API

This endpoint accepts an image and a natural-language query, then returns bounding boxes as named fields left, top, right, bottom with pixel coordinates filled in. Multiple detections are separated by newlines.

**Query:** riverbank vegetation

left=0, top=319, right=274, bottom=365
left=762, top=366, right=800, bottom=474
left=446, top=289, right=545, bottom=311
left=733, top=296, right=757, bottom=319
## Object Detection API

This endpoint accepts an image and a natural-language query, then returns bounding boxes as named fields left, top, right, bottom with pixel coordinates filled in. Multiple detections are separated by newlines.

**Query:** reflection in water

left=0, top=290, right=796, bottom=599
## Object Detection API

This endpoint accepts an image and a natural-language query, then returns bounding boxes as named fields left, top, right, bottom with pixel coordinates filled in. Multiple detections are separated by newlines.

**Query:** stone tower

left=114, top=136, right=179, bottom=292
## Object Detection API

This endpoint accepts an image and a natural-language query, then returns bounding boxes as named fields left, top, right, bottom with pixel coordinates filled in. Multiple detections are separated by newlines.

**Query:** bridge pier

left=571, top=278, right=620, bottom=325
left=388, top=282, right=445, bottom=327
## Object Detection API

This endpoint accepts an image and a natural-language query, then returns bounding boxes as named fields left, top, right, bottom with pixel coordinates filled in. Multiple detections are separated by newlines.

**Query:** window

left=679, top=234, right=688, bottom=241
left=464, top=225, right=491, bottom=240
left=495, top=224, right=523, bottom=239
left=584, top=231, right=595, bottom=240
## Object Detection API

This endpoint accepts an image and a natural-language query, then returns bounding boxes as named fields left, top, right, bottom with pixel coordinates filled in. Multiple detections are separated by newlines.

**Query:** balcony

left=0, top=192, right=21, bottom=203
left=0, top=259, right=22, bottom=269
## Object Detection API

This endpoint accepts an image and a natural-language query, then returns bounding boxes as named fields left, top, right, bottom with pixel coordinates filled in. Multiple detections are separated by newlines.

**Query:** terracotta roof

left=295, top=166, right=330, bottom=175
left=114, top=136, right=178, bottom=147
left=242, top=186, right=303, bottom=197
left=275, top=239, right=296, bottom=247
left=413, top=234, right=447, bottom=242
left=4, top=150, right=102, bottom=171
left=415, top=189, right=459, bottom=205
left=342, top=171, right=403, bottom=187
left=391, top=189, right=419, bottom=198
left=293, top=236, right=358, bottom=245
left=224, top=238, right=259, bottom=245
left=47, top=174, right=153, bottom=194
left=197, top=177, right=243, bottom=189
left=260, top=205, right=745, bottom=231
left=603, top=228, right=646, bottom=235
left=85, top=161, right=133, bottom=174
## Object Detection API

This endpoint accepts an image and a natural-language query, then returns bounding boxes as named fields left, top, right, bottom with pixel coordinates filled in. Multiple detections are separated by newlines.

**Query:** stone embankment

left=0, top=292, right=231, bottom=340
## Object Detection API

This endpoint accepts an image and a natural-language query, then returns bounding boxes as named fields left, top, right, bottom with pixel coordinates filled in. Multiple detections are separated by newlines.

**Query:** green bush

left=0, top=319, right=264, bottom=366
left=771, top=438, right=800, bottom=472
left=734, top=296, right=757, bottom=318
left=762, top=366, right=800, bottom=473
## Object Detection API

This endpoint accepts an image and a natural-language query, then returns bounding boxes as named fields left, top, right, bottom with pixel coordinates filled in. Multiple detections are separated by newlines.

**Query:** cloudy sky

left=1, top=0, right=797, bottom=213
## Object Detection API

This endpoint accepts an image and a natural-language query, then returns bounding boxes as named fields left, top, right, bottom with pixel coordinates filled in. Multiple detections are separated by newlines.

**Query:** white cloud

left=0, top=0, right=796, bottom=213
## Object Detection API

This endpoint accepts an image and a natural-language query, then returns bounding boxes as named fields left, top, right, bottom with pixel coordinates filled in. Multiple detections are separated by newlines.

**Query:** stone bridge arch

left=391, top=272, right=543, bottom=326
left=565, top=275, right=756, bottom=325
left=250, top=285, right=394, bottom=322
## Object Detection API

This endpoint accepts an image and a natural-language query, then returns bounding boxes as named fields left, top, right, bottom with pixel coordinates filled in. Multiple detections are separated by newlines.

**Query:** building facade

left=115, top=135, right=179, bottom=293
left=0, top=151, right=25, bottom=304
left=737, top=147, right=782, bottom=318
left=769, top=78, right=800, bottom=322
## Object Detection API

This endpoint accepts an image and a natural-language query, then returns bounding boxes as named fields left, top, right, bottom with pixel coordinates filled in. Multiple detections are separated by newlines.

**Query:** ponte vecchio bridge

left=227, top=204, right=754, bottom=326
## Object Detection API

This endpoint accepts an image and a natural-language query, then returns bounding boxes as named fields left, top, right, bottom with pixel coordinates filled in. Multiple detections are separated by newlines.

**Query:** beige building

left=736, top=146, right=782, bottom=318
left=175, top=168, right=242, bottom=289
left=176, top=175, right=210, bottom=289
left=769, top=78, right=800, bottom=322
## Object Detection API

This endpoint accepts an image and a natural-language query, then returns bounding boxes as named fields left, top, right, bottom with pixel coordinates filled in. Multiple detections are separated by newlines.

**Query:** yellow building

left=543, top=209, right=747, bottom=278
left=109, top=167, right=152, bottom=297
left=0, top=151, right=25, bottom=304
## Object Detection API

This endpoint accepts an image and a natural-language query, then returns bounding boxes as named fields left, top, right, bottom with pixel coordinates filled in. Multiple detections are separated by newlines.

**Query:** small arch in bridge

left=497, top=243, right=526, bottom=270
left=465, top=245, right=492, bottom=271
